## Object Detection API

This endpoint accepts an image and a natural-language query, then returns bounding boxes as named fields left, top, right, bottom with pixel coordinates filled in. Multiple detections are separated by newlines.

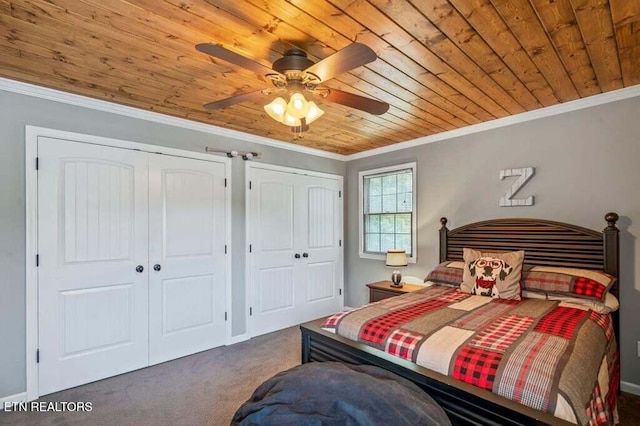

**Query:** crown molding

left=2, top=77, right=639, bottom=163
left=345, top=84, right=640, bottom=161
left=0, top=77, right=345, bottom=161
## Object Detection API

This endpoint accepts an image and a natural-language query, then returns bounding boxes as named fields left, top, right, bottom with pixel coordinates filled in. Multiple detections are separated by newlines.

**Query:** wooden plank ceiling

left=0, top=0, right=638, bottom=155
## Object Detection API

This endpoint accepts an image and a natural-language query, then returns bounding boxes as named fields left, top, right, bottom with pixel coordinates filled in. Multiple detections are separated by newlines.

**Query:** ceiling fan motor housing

left=272, top=49, right=315, bottom=74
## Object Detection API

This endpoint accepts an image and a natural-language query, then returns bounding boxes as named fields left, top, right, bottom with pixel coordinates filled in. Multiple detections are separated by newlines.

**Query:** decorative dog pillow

left=460, top=248, right=525, bottom=300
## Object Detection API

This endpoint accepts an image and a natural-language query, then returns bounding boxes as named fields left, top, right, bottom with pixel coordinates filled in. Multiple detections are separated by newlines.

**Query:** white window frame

left=358, top=162, right=417, bottom=263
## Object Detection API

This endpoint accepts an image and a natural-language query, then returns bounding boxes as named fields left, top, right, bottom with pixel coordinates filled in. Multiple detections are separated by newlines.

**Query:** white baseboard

left=343, top=306, right=354, bottom=310
left=622, top=381, right=640, bottom=396
left=229, top=334, right=249, bottom=345
left=0, top=392, right=27, bottom=404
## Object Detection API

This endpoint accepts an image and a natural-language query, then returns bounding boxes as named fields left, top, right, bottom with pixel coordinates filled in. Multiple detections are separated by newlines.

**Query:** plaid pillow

left=522, top=266, right=615, bottom=303
left=522, top=291, right=619, bottom=314
left=424, top=261, right=464, bottom=287
left=460, top=248, right=524, bottom=300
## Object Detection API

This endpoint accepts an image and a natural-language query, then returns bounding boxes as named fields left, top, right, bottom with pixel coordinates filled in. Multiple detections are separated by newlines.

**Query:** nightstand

left=366, top=280, right=425, bottom=303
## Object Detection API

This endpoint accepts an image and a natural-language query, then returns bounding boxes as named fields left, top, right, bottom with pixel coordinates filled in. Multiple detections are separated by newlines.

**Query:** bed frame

left=301, top=213, right=620, bottom=426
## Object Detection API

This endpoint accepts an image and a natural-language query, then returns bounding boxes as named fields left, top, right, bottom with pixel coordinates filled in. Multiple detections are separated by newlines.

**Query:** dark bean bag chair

left=232, top=362, right=451, bottom=425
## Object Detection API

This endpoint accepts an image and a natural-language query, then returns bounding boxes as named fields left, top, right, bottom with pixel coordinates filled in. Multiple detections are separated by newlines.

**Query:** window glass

left=362, top=165, right=414, bottom=257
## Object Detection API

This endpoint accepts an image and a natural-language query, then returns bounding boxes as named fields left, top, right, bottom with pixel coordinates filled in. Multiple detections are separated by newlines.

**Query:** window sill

left=359, top=252, right=417, bottom=264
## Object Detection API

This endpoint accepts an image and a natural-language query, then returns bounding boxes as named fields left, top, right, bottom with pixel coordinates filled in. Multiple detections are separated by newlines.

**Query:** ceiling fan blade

left=203, top=89, right=266, bottom=110
left=196, top=43, right=280, bottom=78
left=303, top=43, right=377, bottom=83
left=324, top=88, right=389, bottom=115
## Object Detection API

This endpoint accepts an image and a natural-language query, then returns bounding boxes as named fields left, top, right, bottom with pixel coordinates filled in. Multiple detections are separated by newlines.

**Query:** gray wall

left=3, top=86, right=638, bottom=399
left=0, top=90, right=345, bottom=398
left=345, top=96, right=640, bottom=387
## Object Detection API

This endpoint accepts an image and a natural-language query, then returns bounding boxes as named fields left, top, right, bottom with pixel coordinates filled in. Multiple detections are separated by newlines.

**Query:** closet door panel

left=298, top=176, right=342, bottom=322
left=248, top=167, right=343, bottom=337
left=148, top=154, right=227, bottom=365
left=38, top=138, right=149, bottom=396
left=249, top=170, right=300, bottom=337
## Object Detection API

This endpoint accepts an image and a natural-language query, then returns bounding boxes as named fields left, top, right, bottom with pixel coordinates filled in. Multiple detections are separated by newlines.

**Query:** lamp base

left=390, top=270, right=403, bottom=288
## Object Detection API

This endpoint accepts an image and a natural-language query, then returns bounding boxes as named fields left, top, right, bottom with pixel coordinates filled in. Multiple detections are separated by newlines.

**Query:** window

left=359, top=162, right=416, bottom=262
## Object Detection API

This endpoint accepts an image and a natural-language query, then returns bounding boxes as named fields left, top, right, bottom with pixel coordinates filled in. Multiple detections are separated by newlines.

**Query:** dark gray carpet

left=1, top=325, right=639, bottom=425
left=0, top=327, right=300, bottom=426
left=617, top=391, right=640, bottom=425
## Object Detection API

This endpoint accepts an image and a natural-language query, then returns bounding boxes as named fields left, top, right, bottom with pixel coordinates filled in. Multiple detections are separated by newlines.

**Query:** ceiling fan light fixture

left=305, top=102, right=325, bottom=125
left=197, top=42, right=390, bottom=135
left=264, top=97, right=287, bottom=122
left=287, top=92, right=310, bottom=119
left=282, top=112, right=302, bottom=127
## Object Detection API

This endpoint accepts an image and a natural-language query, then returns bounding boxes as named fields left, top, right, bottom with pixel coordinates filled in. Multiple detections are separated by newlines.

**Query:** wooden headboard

left=439, top=213, right=619, bottom=283
left=439, top=213, right=620, bottom=341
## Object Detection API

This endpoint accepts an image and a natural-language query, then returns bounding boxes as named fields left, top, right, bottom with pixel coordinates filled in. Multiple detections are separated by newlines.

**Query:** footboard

left=301, top=321, right=571, bottom=426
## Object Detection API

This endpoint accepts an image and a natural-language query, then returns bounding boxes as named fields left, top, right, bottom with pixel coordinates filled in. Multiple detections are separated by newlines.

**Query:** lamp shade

left=282, top=112, right=302, bottom=126
left=286, top=92, right=310, bottom=119
left=264, top=97, right=287, bottom=123
left=264, top=94, right=324, bottom=129
left=386, top=250, right=408, bottom=267
left=305, top=101, right=325, bottom=124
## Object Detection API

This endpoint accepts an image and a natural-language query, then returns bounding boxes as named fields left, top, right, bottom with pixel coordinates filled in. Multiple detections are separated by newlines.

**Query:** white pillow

left=402, top=276, right=425, bottom=285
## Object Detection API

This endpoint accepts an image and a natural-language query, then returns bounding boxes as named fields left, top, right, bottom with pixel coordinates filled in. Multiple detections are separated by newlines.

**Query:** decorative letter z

left=499, top=167, right=535, bottom=207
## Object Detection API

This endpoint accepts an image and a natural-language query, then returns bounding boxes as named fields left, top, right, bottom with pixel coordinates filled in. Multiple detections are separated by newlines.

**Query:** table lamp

left=386, top=249, right=408, bottom=288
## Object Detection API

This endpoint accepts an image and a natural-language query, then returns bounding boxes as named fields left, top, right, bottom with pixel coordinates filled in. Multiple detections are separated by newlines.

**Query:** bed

left=300, top=214, right=620, bottom=425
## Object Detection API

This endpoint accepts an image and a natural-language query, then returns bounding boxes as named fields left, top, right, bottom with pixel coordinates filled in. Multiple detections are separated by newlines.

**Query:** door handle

left=136, top=265, right=144, bottom=273
left=294, top=253, right=301, bottom=259
left=153, top=264, right=161, bottom=272
left=302, top=253, right=309, bottom=258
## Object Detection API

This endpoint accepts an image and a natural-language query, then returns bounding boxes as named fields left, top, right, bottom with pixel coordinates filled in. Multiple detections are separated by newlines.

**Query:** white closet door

left=249, top=167, right=342, bottom=337
left=249, top=168, right=300, bottom=336
left=298, top=175, right=343, bottom=323
left=148, top=154, right=227, bottom=365
left=38, top=138, right=149, bottom=396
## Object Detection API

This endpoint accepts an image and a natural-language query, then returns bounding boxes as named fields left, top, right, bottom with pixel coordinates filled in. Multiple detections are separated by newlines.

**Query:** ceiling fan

left=195, top=42, right=390, bottom=132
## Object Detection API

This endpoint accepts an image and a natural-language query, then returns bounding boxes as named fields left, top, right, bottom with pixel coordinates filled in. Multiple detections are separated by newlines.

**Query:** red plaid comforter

left=322, top=285, right=619, bottom=425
